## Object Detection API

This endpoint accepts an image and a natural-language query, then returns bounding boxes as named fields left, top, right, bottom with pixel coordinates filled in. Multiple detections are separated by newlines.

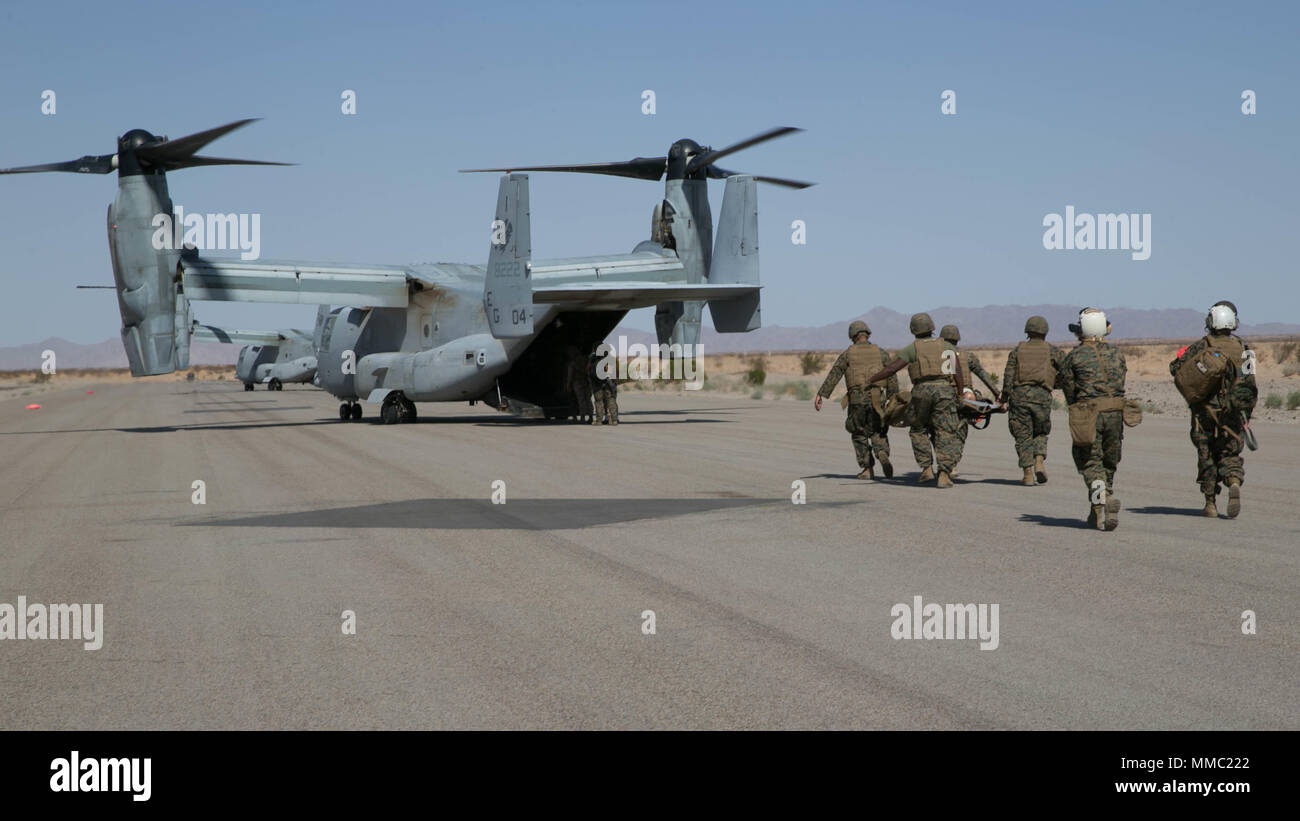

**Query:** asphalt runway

left=1, top=381, right=1296, bottom=729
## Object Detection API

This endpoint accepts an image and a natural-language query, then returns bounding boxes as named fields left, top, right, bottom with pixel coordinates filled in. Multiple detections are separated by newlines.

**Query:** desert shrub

left=31, top=372, right=51, bottom=384
left=745, top=356, right=767, bottom=387
left=1140, top=400, right=1163, bottom=415
left=1051, top=398, right=1064, bottom=410
left=750, top=389, right=764, bottom=400
left=777, top=382, right=813, bottom=400
left=1274, top=341, right=1298, bottom=364
left=1288, top=391, right=1300, bottom=411
left=799, top=352, right=826, bottom=375
left=1264, top=393, right=1282, bottom=409
left=1283, top=363, right=1300, bottom=377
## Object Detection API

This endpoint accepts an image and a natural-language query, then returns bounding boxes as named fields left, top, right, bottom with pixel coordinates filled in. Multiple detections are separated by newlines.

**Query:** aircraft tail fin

left=708, top=175, right=760, bottom=332
left=312, top=304, right=331, bottom=350
left=484, top=174, right=533, bottom=338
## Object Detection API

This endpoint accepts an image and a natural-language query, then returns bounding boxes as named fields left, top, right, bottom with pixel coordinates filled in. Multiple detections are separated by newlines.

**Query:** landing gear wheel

left=381, top=395, right=402, bottom=425
left=244, top=383, right=254, bottom=391
left=350, top=403, right=362, bottom=421
left=339, top=403, right=351, bottom=421
left=269, top=378, right=282, bottom=391
left=399, top=395, right=417, bottom=422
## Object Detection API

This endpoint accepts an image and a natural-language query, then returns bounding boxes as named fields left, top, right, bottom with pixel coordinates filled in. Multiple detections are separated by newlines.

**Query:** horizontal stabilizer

left=528, top=249, right=684, bottom=281
left=191, top=323, right=310, bottom=345
left=181, top=257, right=409, bottom=307
left=533, top=281, right=758, bottom=311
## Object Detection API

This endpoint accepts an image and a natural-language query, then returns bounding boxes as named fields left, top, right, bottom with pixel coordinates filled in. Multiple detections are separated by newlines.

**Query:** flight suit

left=1060, top=340, right=1127, bottom=521
left=566, top=355, right=592, bottom=421
left=1170, top=333, right=1257, bottom=497
left=589, top=355, right=619, bottom=425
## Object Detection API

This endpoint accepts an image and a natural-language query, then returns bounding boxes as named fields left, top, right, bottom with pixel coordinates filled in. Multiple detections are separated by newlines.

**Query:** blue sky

left=0, top=0, right=1296, bottom=345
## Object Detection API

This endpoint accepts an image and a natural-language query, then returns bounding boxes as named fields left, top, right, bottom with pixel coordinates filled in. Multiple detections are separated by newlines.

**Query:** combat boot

left=1034, top=454, right=1048, bottom=484
left=1104, top=496, right=1121, bottom=531
left=590, top=417, right=599, bottom=425
left=879, top=455, right=893, bottom=478
left=1201, top=494, right=1218, bottom=518
left=936, top=471, right=953, bottom=489
left=1021, top=466, right=1036, bottom=486
left=856, top=463, right=874, bottom=480
left=1226, top=478, right=1241, bottom=518
left=1089, top=504, right=1106, bottom=530
left=918, top=466, right=934, bottom=483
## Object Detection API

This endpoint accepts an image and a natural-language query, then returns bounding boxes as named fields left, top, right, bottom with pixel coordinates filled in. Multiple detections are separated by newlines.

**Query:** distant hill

left=4, top=305, right=1297, bottom=368
left=0, top=337, right=239, bottom=371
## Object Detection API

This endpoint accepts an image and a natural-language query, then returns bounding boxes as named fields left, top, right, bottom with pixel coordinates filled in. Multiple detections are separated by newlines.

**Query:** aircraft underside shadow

left=183, top=497, right=856, bottom=531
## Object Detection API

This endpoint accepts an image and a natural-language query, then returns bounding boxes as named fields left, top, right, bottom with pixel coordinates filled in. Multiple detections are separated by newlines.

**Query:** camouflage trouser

left=572, top=382, right=592, bottom=418
left=592, top=383, right=618, bottom=423
left=1190, top=406, right=1245, bottom=495
left=1072, top=409, right=1123, bottom=502
left=1008, top=393, right=1053, bottom=469
left=845, top=401, right=890, bottom=470
left=908, top=380, right=964, bottom=473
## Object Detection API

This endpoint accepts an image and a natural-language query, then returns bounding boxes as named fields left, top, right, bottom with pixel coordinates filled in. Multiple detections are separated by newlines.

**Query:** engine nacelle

left=356, top=334, right=509, bottom=402
left=110, top=174, right=187, bottom=376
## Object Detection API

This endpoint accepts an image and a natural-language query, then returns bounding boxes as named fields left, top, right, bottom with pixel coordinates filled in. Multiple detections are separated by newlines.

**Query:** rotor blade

left=0, top=154, right=115, bottom=175
left=76, top=285, right=116, bottom=289
left=709, top=166, right=815, bottom=189
left=686, top=126, right=803, bottom=173
left=459, top=157, right=666, bottom=182
left=162, top=155, right=295, bottom=170
left=135, top=119, right=259, bottom=164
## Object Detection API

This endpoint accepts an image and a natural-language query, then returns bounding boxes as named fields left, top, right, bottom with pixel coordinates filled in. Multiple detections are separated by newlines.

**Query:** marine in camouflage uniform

left=867, top=313, right=966, bottom=488
left=999, top=315, right=1065, bottom=486
left=815, top=320, right=898, bottom=479
left=1168, top=301, right=1257, bottom=518
left=564, top=347, right=592, bottom=422
left=589, top=350, right=619, bottom=425
left=939, top=325, right=1000, bottom=450
left=1059, top=309, right=1126, bottom=530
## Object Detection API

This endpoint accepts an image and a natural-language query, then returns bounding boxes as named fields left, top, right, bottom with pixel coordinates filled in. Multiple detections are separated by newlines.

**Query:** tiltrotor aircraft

left=192, top=319, right=319, bottom=391
left=2, top=119, right=810, bottom=423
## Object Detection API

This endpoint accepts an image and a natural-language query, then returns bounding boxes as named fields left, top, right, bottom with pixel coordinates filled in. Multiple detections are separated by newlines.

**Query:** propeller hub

left=667, top=138, right=705, bottom=181
left=119, top=129, right=158, bottom=152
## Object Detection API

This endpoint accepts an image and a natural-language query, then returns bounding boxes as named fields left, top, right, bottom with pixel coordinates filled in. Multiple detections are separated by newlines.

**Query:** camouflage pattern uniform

left=589, top=353, right=619, bottom=425
left=896, top=339, right=964, bottom=475
left=818, top=335, right=898, bottom=475
left=1170, top=332, right=1256, bottom=498
left=565, top=352, right=592, bottom=421
left=1060, top=339, right=1127, bottom=519
left=1001, top=341, right=1065, bottom=469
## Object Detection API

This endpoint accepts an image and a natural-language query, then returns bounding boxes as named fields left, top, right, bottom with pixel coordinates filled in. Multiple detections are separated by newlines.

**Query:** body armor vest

left=907, top=338, right=947, bottom=383
left=1014, top=339, right=1054, bottom=388
left=845, top=342, right=885, bottom=390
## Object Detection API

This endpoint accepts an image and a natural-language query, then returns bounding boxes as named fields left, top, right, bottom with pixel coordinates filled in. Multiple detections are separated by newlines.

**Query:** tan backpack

left=1173, top=336, right=1239, bottom=406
